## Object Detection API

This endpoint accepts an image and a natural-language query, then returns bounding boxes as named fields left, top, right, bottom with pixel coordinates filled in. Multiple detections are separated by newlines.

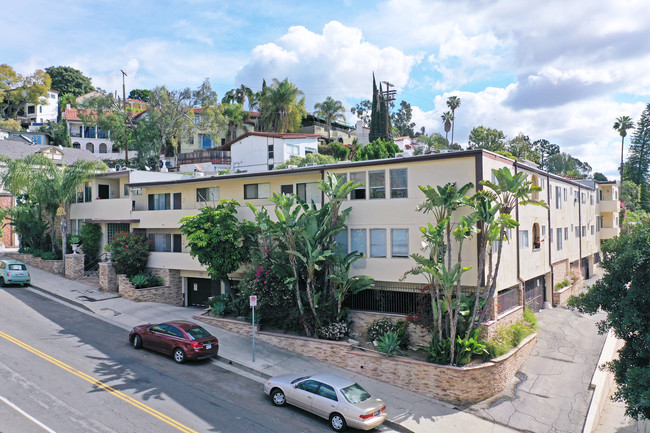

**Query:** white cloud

left=236, top=21, right=417, bottom=109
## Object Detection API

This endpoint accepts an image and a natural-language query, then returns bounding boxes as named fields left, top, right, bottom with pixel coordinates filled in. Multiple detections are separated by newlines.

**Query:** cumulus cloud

left=236, top=21, right=417, bottom=109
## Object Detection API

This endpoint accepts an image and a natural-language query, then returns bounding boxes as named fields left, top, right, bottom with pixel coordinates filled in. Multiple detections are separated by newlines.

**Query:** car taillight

left=360, top=413, right=374, bottom=419
left=191, top=342, right=202, bottom=349
left=215, top=339, right=218, bottom=344
left=6, top=273, right=10, bottom=277
left=27, top=272, right=30, bottom=277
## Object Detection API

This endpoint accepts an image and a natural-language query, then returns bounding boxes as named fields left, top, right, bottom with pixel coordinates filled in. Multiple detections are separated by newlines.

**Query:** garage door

left=187, top=278, right=220, bottom=307
left=525, top=277, right=545, bottom=312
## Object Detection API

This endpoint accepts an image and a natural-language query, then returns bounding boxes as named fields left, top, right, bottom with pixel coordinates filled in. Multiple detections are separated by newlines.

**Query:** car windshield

left=8, top=264, right=26, bottom=271
left=185, top=327, right=211, bottom=340
left=340, top=383, right=371, bottom=404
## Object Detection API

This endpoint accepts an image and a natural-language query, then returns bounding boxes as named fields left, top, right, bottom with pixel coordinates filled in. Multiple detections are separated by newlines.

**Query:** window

left=196, top=187, right=219, bottom=202
left=519, top=230, right=529, bottom=249
left=173, top=234, right=182, bottom=252
left=533, top=223, right=541, bottom=249
left=297, top=380, right=320, bottom=394
left=597, top=217, right=602, bottom=231
left=590, top=194, right=594, bottom=205
left=200, top=135, right=214, bottom=150
left=244, top=183, right=270, bottom=199
left=550, top=230, right=553, bottom=243
left=391, top=229, right=409, bottom=257
left=576, top=226, right=580, bottom=238
left=564, top=188, right=567, bottom=201
left=581, top=192, right=586, bottom=204
left=591, top=225, right=595, bottom=235
left=370, top=229, right=386, bottom=257
left=149, top=233, right=171, bottom=252
left=350, top=172, right=366, bottom=200
left=107, top=223, right=130, bottom=242
left=287, top=144, right=299, bottom=155
left=280, top=185, right=293, bottom=195
left=267, top=144, right=274, bottom=159
left=556, top=228, right=563, bottom=250
left=497, top=286, right=520, bottom=314
left=390, top=168, right=408, bottom=198
left=564, top=227, right=568, bottom=240
left=317, top=384, right=338, bottom=401
left=351, top=229, right=367, bottom=256
left=556, top=186, right=562, bottom=209
left=297, top=182, right=321, bottom=203
left=305, top=147, right=317, bottom=154
left=368, top=170, right=385, bottom=199
left=582, top=226, right=586, bottom=237
left=542, top=225, right=546, bottom=236
left=149, top=193, right=170, bottom=210
left=334, top=229, right=348, bottom=253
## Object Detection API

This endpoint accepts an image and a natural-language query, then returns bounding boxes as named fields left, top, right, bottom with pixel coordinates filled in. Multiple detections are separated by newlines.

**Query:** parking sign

left=249, top=295, right=257, bottom=307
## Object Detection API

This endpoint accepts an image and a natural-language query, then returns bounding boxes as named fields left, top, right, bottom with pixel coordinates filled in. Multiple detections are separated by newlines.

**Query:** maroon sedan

left=129, top=320, right=219, bottom=364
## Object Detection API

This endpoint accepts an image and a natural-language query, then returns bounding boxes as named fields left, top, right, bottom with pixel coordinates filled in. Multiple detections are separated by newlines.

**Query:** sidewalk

left=14, top=260, right=519, bottom=433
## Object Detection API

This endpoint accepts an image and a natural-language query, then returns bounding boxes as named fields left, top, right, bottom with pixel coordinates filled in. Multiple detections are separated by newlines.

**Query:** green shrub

left=523, top=307, right=537, bottom=330
left=554, top=279, right=571, bottom=291
left=367, top=317, right=410, bottom=349
left=80, top=223, right=103, bottom=269
left=68, top=235, right=82, bottom=245
left=41, top=251, right=59, bottom=260
left=483, top=320, right=536, bottom=360
left=485, top=339, right=511, bottom=359
left=455, top=329, right=488, bottom=366
left=130, top=273, right=164, bottom=289
left=377, top=332, right=401, bottom=357
left=420, top=335, right=451, bottom=365
left=318, top=321, right=350, bottom=341
left=509, top=322, right=533, bottom=346
left=32, top=249, right=43, bottom=258
left=208, top=294, right=231, bottom=317
left=109, top=232, right=150, bottom=277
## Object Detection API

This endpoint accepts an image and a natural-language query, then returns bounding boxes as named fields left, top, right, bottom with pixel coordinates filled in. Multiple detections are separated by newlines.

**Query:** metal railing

left=84, top=252, right=109, bottom=276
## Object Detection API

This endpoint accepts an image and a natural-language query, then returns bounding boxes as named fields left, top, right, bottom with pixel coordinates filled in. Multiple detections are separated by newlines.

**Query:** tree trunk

left=61, top=215, right=67, bottom=271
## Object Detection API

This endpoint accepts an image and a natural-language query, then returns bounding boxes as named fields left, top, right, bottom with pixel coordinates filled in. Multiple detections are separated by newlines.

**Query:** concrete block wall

left=118, top=274, right=183, bottom=306
left=197, top=313, right=536, bottom=405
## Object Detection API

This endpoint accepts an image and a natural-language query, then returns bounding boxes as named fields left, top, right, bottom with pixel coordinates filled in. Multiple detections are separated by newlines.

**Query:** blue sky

left=5, top=0, right=649, bottom=179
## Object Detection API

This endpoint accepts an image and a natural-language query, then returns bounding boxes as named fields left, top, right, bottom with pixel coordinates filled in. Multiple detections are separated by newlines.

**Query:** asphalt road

left=0, top=287, right=371, bottom=433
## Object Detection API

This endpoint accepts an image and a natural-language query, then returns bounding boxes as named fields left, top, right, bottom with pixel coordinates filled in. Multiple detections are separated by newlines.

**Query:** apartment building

left=69, top=149, right=619, bottom=325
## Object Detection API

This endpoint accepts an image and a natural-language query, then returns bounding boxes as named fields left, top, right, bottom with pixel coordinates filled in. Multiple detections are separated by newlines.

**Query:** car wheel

left=173, top=348, right=186, bottom=364
left=271, top=389, right=286, bottom=406
left=0, top=277, right=5, bottom=287
left=329, top=413, right=347, bottom=432
left=132, top=334, right=142, bottom=349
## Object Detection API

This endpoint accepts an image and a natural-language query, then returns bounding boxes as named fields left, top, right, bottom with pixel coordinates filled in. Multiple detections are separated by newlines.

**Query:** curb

left=28, top=284, right=94, bottom=313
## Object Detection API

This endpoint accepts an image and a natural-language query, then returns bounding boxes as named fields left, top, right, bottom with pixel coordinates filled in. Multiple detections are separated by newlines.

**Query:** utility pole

left=121, top=69, right=129, bottom=164
left=381, top=81, right=396, bottom=140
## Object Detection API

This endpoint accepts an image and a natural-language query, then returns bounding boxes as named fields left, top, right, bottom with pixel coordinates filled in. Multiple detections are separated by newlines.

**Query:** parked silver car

left=264, top=373, right=387, bottom=431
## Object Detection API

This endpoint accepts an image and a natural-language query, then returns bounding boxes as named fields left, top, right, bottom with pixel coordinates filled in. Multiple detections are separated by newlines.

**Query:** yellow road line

left=0, top=331, right=199, bottom=433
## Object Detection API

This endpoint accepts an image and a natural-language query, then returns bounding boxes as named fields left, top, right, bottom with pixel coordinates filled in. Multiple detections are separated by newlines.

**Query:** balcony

left=599, top=200, right=620, bottom=213
left=131, top=208, right=200, bottom=228
left=601, top=227, right=619, bottom=240
left=70, top=198, right=132, bottom=221
left=178, top=149, right=231, bottom=165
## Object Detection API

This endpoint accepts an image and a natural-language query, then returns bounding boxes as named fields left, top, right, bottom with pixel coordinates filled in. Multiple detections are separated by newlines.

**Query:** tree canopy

left=314, top=96, right=345, bottom=140
left=128, top=89, right=153, bottom=103
left=45, top=66, right=94, bottom=97
left=0, top=64, right=51, bottom=119
left=569, top=221, right=650, bottom=420
left=467, top=126, right=506, bottom=152
left=259, top=78, right=306, bottom=133
left=392, top=100, right=416, bottom=137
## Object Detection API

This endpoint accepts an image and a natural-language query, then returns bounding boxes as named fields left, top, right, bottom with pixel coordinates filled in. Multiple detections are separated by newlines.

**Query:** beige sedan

left=264, top=373, right=387, bottom=431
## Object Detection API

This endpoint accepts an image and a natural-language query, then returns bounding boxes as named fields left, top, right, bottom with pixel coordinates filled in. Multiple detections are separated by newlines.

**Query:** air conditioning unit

left=130, top=187, right=142, bottom=195
left=395, top=152, right=407, bottom=158
left=287, top=165, right=298, bottom=169
left=305, top=162, right=318, bottom=167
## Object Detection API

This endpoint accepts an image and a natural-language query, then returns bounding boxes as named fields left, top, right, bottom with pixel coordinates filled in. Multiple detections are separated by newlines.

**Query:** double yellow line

left=0, top=331, right=198, bottom=433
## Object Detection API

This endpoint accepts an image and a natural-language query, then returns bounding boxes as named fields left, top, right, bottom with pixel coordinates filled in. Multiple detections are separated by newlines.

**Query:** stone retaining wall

left=6, top=252, right=63, bottom=274
left=553, top=278, right=585, bottom=306
left=118, top=274, right=183, bottom=306
left=196, top=313, right=536, bottom=405
left=65, top=254, right=84, bottom=279
left=99, top=262, right=118, bottom=292
left=348, top=311, right=430, bottom=348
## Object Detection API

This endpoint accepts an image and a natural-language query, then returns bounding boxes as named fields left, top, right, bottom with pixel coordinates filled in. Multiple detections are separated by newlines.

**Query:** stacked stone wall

left=118, top=274, right=182, bottom=306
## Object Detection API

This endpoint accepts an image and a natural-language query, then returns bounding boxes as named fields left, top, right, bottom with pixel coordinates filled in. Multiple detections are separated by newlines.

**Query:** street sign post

left=250, top=295, right=257, bottom=362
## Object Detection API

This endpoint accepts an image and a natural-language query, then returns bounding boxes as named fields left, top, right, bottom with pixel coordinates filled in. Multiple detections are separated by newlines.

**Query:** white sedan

left=264, top=373, right=387, bottom=432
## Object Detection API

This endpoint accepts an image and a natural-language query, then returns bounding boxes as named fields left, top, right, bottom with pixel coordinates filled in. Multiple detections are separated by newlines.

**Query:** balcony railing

left=178, top=149, right=231, bottom=165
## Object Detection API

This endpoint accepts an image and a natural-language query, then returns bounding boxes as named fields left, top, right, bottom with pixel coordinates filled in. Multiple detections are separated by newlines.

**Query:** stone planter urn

left=71, top=244, right=80, bottom=254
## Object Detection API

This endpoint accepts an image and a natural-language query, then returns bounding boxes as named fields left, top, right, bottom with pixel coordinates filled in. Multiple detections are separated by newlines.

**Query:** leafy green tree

left=45, top=66, right=93, bottom=97
left=391, top=100, right=415, bottom=137
left=506, top=134, right=540, bottom=162
left=0, top=64, right=51, bottom=118
left=568, top=221, right=650, bottom=420
left=108, top=231, right=150, bottom=276
left=128, top=89, right=153, bottom=102
left=180, top=200, right=257, bottom=294
left=593, top=172, right=608, bottom=182
left=259, top=78, right=306, bottom=133
left=0, top=119, right=22, bottom=130
left=350, top=99, right=371, bottom=127
left=369, top=74, right=390, bottom=142
left=275, top=153, right=338, bottom=169
left=43, top=120, right=72, bottom=147
left=446, top=96, right=461, bottom=146
left=354, top=138, right=400, bottom=161
left=147, top=85, right=193, bottom=156
left=620, top=180, right=641, bottom=212
left=58, top=93, right=77, bottom=117
left=613, top=115, right=634, bottom=182
left=467, top=126, right=506, bottom=152
left=532, top=139, right=560, bottom=171
left=314, top=96, right=345, bottom=141
left=626, top=104, right=650, bottom=209
left=546, top=152, right=592, bottom=177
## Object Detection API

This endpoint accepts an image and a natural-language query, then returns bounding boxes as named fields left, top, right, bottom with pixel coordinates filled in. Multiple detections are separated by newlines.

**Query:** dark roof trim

left=90, top=219, right=140, bottom=223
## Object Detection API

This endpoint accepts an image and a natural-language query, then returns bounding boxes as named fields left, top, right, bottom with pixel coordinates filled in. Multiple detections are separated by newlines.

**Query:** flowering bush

left=318, top=321, right=350, bottom=341
left=367, top=317, right=410, bottom=349
left=109, top=231, right=150, bottom=277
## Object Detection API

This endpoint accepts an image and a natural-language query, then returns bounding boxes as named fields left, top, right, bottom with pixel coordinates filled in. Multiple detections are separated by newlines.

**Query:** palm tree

left=613, top=116, right=634, bottom=182
left=259, top=78, right=307, bottom=133
left=222, top=84, right=254, bottom=109
left=313, top=97, right=345, bottom=141
left=446, top=96, right=461, bottom=146
left=441, top=111, right=453, bottom=144
left=222, top=103, right=249, bottom=141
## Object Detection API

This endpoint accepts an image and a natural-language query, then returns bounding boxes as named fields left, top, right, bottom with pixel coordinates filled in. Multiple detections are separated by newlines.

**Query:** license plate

left=205, top=344, right=212, bottom=349
left=15, top=272, right=23, bottom=277
left=373, top=410, right=380, bottom=416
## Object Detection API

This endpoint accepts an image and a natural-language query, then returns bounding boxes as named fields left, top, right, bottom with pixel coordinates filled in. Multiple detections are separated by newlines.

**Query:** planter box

left=6, top=252, right=63, bottom=274
left=196, top=313, right=536, bottom=405
left=117, top=274, right=182, bottom=306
